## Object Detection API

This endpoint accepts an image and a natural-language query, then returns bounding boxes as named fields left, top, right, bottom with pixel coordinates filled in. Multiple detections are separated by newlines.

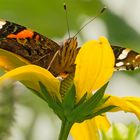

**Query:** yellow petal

left=71, top=118, right=99, bottom=140
left=74, top=37, right=115, bottom=100
left=122, top=97, right=140, bottom=107
left=0, top=49, right=30, bottom=71
left=0, top=65, right=61, bottom=100
left=102, top=95, right=140, bottom=120
left=95, top=115, right=110, bottom=132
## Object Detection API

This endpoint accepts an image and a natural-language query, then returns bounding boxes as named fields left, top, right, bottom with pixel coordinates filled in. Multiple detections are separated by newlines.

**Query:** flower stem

left=58, top=119, right=73, bottom=140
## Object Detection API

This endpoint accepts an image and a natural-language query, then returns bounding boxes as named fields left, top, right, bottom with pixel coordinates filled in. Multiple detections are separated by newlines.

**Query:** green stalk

left=58, top=119, right=73, bottom=140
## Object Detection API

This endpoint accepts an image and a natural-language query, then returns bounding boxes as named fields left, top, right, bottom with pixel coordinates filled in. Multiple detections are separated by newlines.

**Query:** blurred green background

left=0, top=0, right=140, bottom=140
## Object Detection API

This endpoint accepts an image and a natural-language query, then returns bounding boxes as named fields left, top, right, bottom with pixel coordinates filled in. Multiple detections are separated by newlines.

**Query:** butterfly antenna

left=74, top=6, right=106, bottom=37
left=64, top=2, right=71, bottom=39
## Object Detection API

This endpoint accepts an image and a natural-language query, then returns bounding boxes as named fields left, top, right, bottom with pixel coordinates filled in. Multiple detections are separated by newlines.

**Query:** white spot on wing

left=115, top=66, right=126, bottom=71
left=134, top=67, right=139, bottom=70
left=116, top=61, right=124, bottom=67
left=126, top=62, right=130, bottom=65
left=0, top=20, right=6, bottom=29
left=135, top=55, right=140, bottom=59
left=118, top=48, right=131, bottom=60
left=118, top=67, right=127, bottom=71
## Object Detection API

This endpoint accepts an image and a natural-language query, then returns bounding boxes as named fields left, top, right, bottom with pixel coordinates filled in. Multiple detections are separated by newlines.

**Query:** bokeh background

left=0, top=0, right=140, bottom=139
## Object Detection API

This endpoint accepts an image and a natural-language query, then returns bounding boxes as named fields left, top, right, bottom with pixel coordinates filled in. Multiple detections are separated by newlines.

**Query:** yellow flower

left=0, top=36, right=140, bottom=140
left=74, top=37, right=114, bottom=100
left=0, top=48, right=29, bottom=71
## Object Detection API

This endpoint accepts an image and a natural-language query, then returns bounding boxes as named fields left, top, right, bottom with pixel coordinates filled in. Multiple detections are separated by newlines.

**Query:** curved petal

left=122, top=97, right=140, bottom=107
left=0, top=49, right=30, bottom=71
left=71, top=118, right=99, bottom=140
left=74, top=37, right=115, bottom=100
left=0, top=65, right=61, bottom=100
left=102, top=95, right=140, bottom=120
left=95, top=115, right=110, bottom=132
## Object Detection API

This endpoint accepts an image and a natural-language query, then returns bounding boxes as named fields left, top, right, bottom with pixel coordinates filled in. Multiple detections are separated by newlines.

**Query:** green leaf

left=76, top=92, right=87, bottom=107
left=39, top=82, right=64, bottom=120
left=69, top=83, right=108, bottom=122
left=101, top=129, right=108, bottom=140
left=97, top=95, right=111, bottom=107
left=101, top=123, right=140, bottom=140
left=83, top=105, right=116, bottom=121
left=62, top=84, right=76, bottom=114
left=112, top=124, right=123, bottom=140
left=127, top=124, right=137, bottom=140
left=81, top=84, right=107, bottom=110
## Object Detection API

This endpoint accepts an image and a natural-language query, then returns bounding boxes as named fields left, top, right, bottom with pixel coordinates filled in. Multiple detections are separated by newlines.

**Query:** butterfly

left=0, top=19, right=140, bottom=77
left=0, top=20, right=79, bottom=77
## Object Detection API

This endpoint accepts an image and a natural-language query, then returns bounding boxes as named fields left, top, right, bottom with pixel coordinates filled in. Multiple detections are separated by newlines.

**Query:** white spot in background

left=101, top=0, right=126, bottom=15
left=8, top=104, right=34, bottom=140
left=0, top=20, right=6, bottom=29
left=101, top=0, right=140, bottom=34
left=79, top=17, right=108, bottom=41
left=32, top=114, right=60, bottom=140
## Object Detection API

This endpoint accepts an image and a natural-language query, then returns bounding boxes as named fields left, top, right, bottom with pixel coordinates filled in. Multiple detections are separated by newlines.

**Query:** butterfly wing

left=0, top=20, right=61, bottom=71
left=112, top=45, right=140, bottom=70
left=0, top=20, right=79, bottom=77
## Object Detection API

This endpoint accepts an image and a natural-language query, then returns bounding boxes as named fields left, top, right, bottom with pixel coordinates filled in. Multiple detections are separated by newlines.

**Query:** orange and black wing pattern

left=0, top=20, right=60, bottom=70
left=0, top=20, right=79, bottom=77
